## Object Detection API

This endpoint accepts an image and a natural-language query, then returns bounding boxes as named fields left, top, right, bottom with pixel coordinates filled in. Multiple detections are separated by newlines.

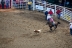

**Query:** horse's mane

left=54, top=21, right=60, bottom=25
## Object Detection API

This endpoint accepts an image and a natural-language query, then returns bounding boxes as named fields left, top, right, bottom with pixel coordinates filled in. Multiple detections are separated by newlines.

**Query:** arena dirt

left=0, top=9, right=72, bottom=48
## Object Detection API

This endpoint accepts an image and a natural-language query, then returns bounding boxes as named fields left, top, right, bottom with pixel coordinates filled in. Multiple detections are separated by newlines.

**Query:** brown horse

left=46, top=21, right=60, bottom=31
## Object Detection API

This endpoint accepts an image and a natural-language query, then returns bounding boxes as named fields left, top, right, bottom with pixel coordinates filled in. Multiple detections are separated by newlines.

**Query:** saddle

left=47, top=18, right=55, bottom=26
left=47, top=21, right=55, bottom=26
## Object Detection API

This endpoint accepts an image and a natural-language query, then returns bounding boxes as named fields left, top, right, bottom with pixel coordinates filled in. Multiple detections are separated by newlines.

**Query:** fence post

left=33, top=0, right=35, bottom=10
left=11, top=0, right=13, bottom=8
left=63, top=7, right=65, bottom=17
left=55, top=5, right=56, bottom=16
left=43, top=1, right=46, bottom=12
left=71, top=12, right=72, bottom=19
left=20, top=1, right=22, bottom=9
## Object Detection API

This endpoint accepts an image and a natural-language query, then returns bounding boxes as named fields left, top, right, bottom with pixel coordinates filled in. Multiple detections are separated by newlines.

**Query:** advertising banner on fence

left=36, top=5, right=44, bottom=10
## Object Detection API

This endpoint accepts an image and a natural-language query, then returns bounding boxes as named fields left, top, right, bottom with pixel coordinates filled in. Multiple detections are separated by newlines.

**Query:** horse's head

left=57, top=22, right=61, bottom=24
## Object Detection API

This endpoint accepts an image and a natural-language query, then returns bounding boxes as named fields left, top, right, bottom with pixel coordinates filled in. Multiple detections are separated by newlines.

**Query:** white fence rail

left=35, top=1, right=72, bottom=22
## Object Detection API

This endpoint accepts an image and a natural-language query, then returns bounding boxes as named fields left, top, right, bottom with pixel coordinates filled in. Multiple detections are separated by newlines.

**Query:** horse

left=46, top=21, right=60, bottom=31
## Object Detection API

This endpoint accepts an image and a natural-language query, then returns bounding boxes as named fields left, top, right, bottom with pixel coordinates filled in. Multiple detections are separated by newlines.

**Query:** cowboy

left=50, top=18, right=55, bottom=25
left=56, top=9, right=61, bottom=19
left=47, top=14, right=55, bottom=25
left=28, top=1, right=32, bottom=10
left=47, top=14, right=51, bottom=21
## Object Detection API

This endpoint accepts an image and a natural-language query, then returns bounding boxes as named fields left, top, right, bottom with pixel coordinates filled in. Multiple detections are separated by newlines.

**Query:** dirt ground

left=0, top=9, right=72, bottom=48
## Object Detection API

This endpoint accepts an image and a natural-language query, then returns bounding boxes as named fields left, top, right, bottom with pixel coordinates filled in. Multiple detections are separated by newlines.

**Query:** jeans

left=45, top=15, right=47, bottom=20
left=2, top=4, right=4, bottom=9
left=50, top=14, right=52, bottom=16
left=70, top=29, right=72, bottom=35
left=6, top=3, right=9, bottom=8
left=57, top=14, right=60, bottom=19
left=28, top=5, right=31, bottom=10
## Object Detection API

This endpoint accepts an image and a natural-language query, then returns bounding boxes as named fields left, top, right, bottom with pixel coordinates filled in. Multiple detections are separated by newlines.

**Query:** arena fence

left=13, top=1, right=27, bottom=9
left=12, top=0, right=72, bottom=22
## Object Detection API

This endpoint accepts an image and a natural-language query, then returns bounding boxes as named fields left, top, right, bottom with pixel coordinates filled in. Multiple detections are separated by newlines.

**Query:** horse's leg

left=46, top=21, right=49, bottom=25
left=49, top=26, right=52, bottom=31
left=54, top=25, right=57, bottom=30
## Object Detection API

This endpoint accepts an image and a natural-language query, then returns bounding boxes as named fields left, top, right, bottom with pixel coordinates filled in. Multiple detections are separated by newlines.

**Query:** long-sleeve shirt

left=48, top=10, right=53, bottom=15
left=47, top=15, right=51, bottom=20
left=45, top=11, right=48, bottom=15
left=56, top=10, right=61, bottom=14
left=28, top=1, right=32, bottom=5
left=6, top=0, right=9, bottom=3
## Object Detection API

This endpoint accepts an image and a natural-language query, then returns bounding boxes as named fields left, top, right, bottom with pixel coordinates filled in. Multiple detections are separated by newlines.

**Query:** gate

left=13, top=0, right=27, bottom=9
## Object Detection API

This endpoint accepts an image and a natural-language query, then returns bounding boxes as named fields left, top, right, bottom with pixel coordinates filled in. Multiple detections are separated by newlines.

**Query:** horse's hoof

left=48, top=30, right=52, bottom=32
left=54, top=29, right=56, bottom=31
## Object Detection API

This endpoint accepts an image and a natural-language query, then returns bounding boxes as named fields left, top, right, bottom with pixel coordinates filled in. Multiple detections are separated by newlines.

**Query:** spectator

left=1, top=0, right=5, bottom=9
left=56, top=9, right=61, bottom=19
left=48, top=9, right=53, bottom=16
left=28, top=1, right=32, bottom=10
left=6, top=0, right=9, bottom=9
left=44, top=10, right=48, bottom=20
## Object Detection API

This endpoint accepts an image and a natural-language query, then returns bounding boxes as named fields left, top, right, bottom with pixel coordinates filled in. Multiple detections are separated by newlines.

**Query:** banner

left=36, top=5, right=39, bottom=10
left=36, top=5, right=44, bottom=10
left=46, top=8, right=51, bottom=12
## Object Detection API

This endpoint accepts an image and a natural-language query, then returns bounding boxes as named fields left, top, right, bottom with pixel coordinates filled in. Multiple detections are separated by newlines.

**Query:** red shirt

left=56, top=10, right=61, bottom=14
left=48, top=10, right=53, bottom=15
